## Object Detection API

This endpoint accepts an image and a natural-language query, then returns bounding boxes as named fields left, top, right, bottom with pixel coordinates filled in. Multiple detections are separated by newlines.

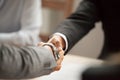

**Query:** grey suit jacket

left=0, top=44, right=56, bottom=79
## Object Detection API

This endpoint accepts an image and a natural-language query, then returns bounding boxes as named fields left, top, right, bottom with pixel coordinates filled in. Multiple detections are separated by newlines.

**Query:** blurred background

left=0, top=0, right=119, bottom=80
left=40, top=0, right=104, bottom=58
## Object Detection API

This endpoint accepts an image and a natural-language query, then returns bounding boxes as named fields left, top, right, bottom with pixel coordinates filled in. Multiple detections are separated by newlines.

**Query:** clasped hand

left=38, top=35, right=65, bottom=71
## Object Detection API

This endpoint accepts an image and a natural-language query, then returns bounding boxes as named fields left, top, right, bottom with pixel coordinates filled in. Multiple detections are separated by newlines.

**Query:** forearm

left=0, top=44, right=56, bottom=79
left=55, top=0, right=99, bottom=52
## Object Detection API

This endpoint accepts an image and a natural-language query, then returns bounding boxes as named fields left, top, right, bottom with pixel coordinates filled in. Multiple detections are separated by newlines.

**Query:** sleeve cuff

left=53, top=32, right=68, bottom=52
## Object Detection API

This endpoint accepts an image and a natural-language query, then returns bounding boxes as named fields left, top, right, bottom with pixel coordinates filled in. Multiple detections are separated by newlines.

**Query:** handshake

left=38, top=35, right=66, bottom=71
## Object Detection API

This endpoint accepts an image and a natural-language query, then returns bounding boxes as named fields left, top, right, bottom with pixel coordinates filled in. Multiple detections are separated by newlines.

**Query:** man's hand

left=48, top=35, right=65, bottom=51
left=38, top=42, right=64, bottom=71
left=53, top=47, right=64, bottom=71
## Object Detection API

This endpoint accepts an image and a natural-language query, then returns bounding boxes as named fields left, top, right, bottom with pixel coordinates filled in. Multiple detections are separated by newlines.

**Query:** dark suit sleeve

left=55, top=0, right=100, bottom=54
left=0, top=44, right=56, bottom=79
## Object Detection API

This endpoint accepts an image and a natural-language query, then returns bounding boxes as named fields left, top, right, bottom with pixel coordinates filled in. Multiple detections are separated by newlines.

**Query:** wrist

left=57, top=36, right=65, bottom=50
left=52, top=35, right=66, bottom=50
left=42, top=43, right=60, bottom=61
left=51, top=33, right=68, bottom=52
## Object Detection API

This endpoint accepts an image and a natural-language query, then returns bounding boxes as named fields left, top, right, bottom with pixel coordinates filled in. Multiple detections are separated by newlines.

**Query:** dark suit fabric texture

left=55, top=0, right=120, bottom=59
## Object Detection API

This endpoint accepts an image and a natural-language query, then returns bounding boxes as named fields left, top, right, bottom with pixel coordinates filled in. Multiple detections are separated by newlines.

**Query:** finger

left=57, top=47, right=64, bottom=62
left=55, top=40, right=62, bottom=48
left=37, top=42, right=45, bottom=46
left=48, top=36, right=62, bottom=48
left=53, top=65, right=61, bottom=71
left=53, top=49, right=64, bottom=71
left=56, top=53, right=64, bottom=65
left=58, top=47, right=64, bottom=55
left=53, top=53, right=64, bottom=71
left=48, top=36, right=55, bottom=43
left=55, top=37, right=62, bottom=48
left=57, top=55, right=64, bottom=64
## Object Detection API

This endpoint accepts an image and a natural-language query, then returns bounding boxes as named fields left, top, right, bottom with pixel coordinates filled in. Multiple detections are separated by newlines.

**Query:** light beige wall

left=68, top=22, right=104, bottom=58
left=41, top=0, right=104, bottom=58
left=41, top=8, right=63, bottom=35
